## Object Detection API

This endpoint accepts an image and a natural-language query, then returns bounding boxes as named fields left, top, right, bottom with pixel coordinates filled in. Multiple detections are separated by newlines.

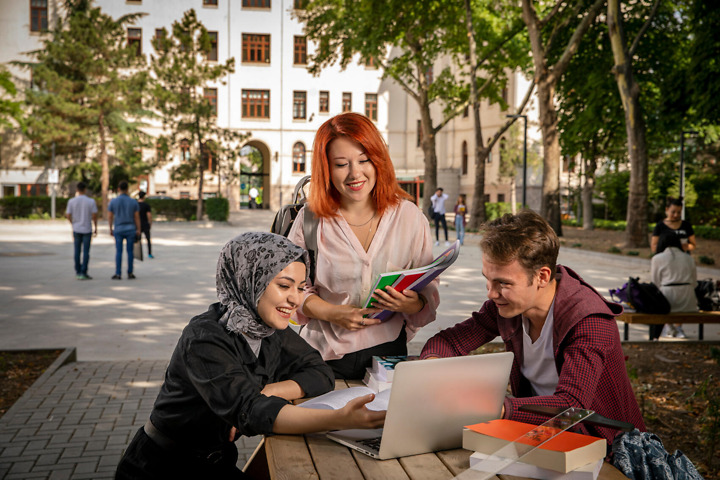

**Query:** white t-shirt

left=430, top=193, right=449, bottom=214
left=520, top=299, right=560, bottom=397
left=249, top=187, right=259, bottom=199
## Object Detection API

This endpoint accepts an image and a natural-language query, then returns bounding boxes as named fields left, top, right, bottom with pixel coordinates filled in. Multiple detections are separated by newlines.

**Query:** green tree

left=462, top=0, right=534, bottom=229
left=20, top=0, right=149, bottom=216
left=520, top=0, right=605, bottom=235
left=150, top=9, right=247, bottom=220
left=297, top=0, right=468, bottom=213
left=0, top=67, right=23, bottom=134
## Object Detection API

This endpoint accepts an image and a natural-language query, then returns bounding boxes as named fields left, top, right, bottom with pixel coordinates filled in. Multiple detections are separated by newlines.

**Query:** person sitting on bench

left=651, top=233, right=698, bottom=339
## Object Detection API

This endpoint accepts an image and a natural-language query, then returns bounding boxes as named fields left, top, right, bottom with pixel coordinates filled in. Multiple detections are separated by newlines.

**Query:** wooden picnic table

left=243, top=380, right=628, bottom=480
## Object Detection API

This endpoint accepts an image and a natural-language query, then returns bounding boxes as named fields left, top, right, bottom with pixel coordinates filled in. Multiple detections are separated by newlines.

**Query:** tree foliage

left=20, top=0, right=149, bottom=215
left=150, top=9, right=247, bottom=219
left=0, top=67, right=23, bottom=133
left=297, top=0, right=468, bottom=212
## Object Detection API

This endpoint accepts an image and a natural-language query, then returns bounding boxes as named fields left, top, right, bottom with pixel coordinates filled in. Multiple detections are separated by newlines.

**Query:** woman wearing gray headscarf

left=116, top=233, right=385, bottom=479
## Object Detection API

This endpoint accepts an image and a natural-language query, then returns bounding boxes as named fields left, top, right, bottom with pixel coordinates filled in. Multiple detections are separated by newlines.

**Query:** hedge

left=562, top=218, right=720, bottom=240
left=0, top=196, right=71, bottom=219
left=145, top=198, right=196, bottom=221
left=205, top=197, right=229, bottom=222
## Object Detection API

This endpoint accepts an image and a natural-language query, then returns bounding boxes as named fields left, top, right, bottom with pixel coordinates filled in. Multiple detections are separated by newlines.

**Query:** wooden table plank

left=352, top=449, right=411, bottom=480
left=399, top=452, right=456, bottom=479
left=436, top=449, right=473, bottom=476
left=265, top=434, right=318, bottom=480
left=306, top=433, right=365, bottom=480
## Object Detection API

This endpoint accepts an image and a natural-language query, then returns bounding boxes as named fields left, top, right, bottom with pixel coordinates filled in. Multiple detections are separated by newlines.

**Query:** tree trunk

left=195, top=116, right=205, bottom=221
left=98, top=113, right=109, bottom=219
left=419, top=95, right=438, bottom=217
left=536, top=78, right=563, bottom=236
left=463, top=0, right=486, bottom=231
left=607, top=0, right=649, bottom=248
left=581, top=156, right=596, bottom=230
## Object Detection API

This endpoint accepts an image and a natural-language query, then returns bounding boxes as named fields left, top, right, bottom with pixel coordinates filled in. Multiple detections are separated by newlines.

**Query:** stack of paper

left=362, top=355, right=419, bottom=392
left=363, top=240, right=460, bottom=321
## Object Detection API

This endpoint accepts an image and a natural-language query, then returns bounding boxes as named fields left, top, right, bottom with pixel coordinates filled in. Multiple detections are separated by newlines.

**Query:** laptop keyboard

left=357, top=436, right=382, bottom=451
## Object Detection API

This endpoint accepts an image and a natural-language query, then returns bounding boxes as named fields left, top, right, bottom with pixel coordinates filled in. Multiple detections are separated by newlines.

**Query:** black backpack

left=695, top=279, right=720, bottom=311
left=270, top=175, right=319, bottom=281
left=626, top=277, right=671, bottom=314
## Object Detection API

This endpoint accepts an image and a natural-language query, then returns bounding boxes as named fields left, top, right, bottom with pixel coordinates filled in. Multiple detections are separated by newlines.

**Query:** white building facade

left=0, top=0, right=543, bottom=214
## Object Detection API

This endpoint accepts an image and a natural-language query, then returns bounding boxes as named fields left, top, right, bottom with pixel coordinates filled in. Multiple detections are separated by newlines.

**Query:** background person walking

left=138, top=191, right=153, bottom=259
left=65, top=181, right=98, bottom=280
left=430, top=187, right=449, bottom=246
left=454, top=194, right=467, bottom=245
left=108, top=181, right=141, bottom=280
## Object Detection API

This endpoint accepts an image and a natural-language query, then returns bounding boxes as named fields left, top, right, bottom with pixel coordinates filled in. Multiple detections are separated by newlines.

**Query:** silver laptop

left=327, top=351, right=514, bottom=459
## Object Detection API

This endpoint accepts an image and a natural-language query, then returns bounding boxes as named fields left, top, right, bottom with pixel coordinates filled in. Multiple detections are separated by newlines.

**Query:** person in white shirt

left=651, top=233, right=698, bottom=339
left=248, top=186, right=259, bottom=209
left=65, top=182, right=98, bottom=280
left=430, top=188, right=449, bottom=246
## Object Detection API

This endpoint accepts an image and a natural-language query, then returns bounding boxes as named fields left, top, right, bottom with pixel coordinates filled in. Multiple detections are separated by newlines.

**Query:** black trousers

left=434, top=213, right=448, bottom=241
left=326, top=327, right=407, bottom=380
left=115, top=426, right=249, bottom=480
left=141, top=227, right=152, bottom=255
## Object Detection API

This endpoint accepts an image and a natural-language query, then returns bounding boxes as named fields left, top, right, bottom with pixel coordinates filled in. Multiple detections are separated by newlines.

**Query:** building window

left=293, top=142, right=306, bottom=173
left=155, top=28, right=165, bottom=40
left=365, top=93, right=377, bottom=121
left=204, top=88, right=217, bottom=116
left=242, top=34, right=270, bottom=63
left=342, top=92, right=351, bottom=113
left=30, top=0, right=48, bottom=32
left=365, top=56, right=377, bottom=68
left=499, top=137, right=506, bottom=165
left=242, top=89, right=270, bottom=118
left=293, top=91, right=307, bottom=120
left=498, top=193, right=506, bottom=203
left=484, top=194, right=490, bottom=204
left=293, top=36, right=307, bottom=65
left=202, top=141, right=217, bottom=172
left=462, top=141, right=468, bottom=175
left=416, top=119, right=422, bottom=147
left=207, top=32, right=218, bottom=61
left=463, top=105, right=469, bottom=118
left=242, top=0, right=270, bottom=7
left=424, top=66, right=433, bottom=85
left=486, top=138, right=492, bottom=163
left=319, top=91, right=329, bottom=113
left=180, top=139, right=191, bottom=161
left=203, top=0, right=218, bottom=5
left=502, top=87, right=508, bottom=104
left=293, top=0, right=305, bottom=8
left=128, top=28, right=142, bottom=56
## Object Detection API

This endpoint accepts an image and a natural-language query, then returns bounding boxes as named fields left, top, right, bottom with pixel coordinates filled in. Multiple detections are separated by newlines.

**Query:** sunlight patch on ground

left=20, top=294, right=67, bottom=301
left=0, top=286, right=15, bottom=291
left=129, top=380, right=163, bottom=388
left=74, top=297, right=125, bottom=307
left=153, top=238, right=218, bottom=247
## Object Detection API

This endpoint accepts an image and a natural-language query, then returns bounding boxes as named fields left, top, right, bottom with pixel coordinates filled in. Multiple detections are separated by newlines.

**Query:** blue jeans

left=73, top=232, right=92, bottom=275
left=114, top=230, right=136, bottom=276
left=455, top=216, right=465, bottom=245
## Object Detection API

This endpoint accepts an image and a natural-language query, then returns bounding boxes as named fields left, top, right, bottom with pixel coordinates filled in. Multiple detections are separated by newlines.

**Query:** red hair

left=308, top=113, right=410, bottom=218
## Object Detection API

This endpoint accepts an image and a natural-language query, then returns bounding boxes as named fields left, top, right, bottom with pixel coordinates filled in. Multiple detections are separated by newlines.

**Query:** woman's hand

left=327, top=304, right=382, bottom=330
left=337, top=394, right=386, bottom=430
left=370, top=287, right=425, bottom=315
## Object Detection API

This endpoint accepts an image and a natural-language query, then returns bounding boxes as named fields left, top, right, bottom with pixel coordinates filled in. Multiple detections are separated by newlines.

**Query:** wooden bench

left=617, top=310, right=720, bottom=340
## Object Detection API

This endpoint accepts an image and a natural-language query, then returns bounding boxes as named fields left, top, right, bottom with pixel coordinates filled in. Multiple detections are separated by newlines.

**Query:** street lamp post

left=680, top=130, right=698, bottom=220
left=506, top=114, right=528, bottom=207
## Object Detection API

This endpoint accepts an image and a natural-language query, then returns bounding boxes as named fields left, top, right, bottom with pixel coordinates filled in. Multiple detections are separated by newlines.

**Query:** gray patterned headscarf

left=216, top=232, right=309, bottom=339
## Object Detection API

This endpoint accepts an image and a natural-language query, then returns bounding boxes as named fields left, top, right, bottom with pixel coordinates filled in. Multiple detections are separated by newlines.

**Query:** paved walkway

left=1, top=211, right=719, bottom=478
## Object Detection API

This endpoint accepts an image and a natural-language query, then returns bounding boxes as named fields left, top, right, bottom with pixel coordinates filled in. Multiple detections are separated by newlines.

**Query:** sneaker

left=112, top=274, right=122, bottom=280
left=434, top=241, right=440, bottom=246
left=674, top=326, right=687, bottom=339
left=128, top=273, right=136, bottom=279
left=80, top=274, right=93, bottom=280
left=148, top=254, right=154, bottom=259
left=76, top=274, right=84, bottom=280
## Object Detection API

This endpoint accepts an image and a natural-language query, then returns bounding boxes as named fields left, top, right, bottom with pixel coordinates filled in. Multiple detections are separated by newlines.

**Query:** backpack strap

left=302, top=205, right=319, bottom=283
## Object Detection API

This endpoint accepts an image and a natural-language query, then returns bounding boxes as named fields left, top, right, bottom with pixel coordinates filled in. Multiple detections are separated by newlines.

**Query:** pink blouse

left=288, top=199, right=439, bottom=360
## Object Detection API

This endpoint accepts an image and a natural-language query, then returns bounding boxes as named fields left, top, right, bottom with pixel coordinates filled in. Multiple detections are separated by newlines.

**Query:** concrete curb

left=0, top=347, right=77, bottom=422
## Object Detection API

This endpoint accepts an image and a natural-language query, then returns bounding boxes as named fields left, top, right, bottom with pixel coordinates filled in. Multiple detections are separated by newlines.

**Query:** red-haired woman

left=288, top=113, right=439, bottom=379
